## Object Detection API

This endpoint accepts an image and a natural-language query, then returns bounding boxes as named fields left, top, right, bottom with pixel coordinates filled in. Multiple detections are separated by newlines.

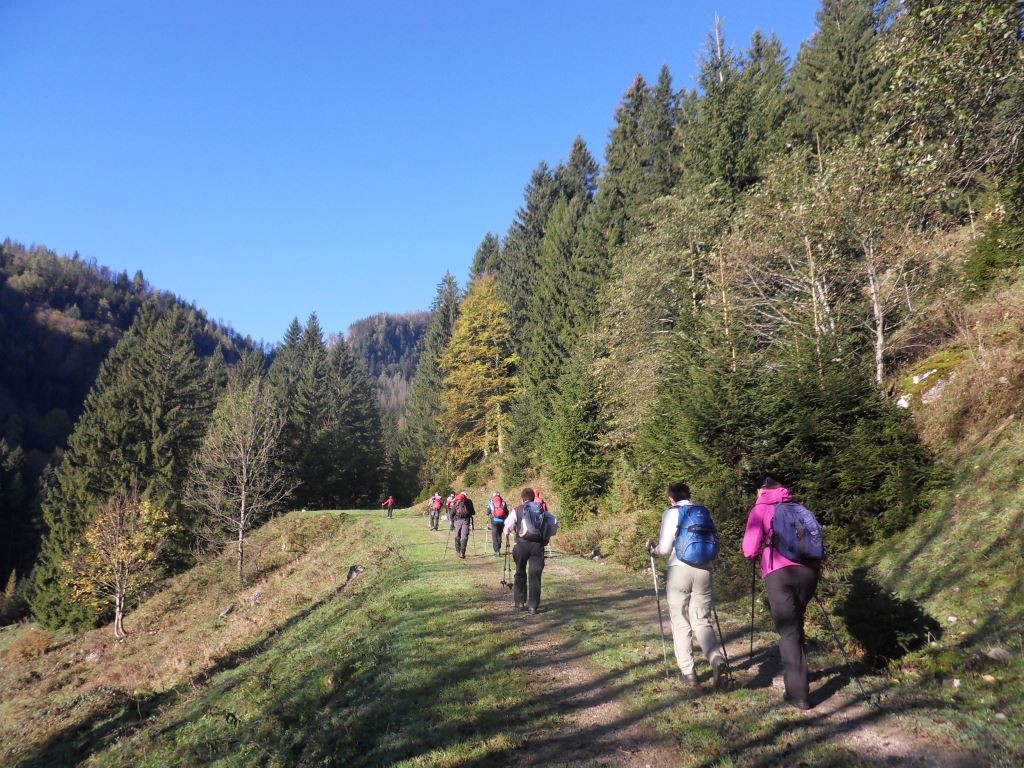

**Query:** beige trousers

left=665, top=563, right=724, bottom=675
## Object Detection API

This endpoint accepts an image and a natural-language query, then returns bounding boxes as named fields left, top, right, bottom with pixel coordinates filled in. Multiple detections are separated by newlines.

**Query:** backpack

left=770, top=502, right=824, bottom=565
left=518, top=501, right=549, bottom=544
left=453, top=496, right=472, bottom=520
left=491, top=494, right=507, bottom=520
left=431, top=496, right=441, bottom=510
left=672, top=504, right=719, bottom=567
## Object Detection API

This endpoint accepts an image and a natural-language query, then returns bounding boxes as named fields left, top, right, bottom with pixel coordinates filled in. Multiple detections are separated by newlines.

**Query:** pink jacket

left=742, top=486, right=804, bottom=577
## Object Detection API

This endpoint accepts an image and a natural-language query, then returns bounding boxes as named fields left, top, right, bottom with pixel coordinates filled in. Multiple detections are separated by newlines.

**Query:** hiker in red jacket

left=428, top=492, right=443, bottom=531
left=382, top=495, right=395, bottom=519
left=451, top=492, right=476, bottom=559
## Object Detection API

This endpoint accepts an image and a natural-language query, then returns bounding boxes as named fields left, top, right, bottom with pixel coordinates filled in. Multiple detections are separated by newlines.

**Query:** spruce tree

left=594, top=75, right=648, bottom=252
left=493, top=163, right=562, bottom=357
left=401, top=273, right=461, bottom=486
left=30, top=305, right=215, bottom=629
left=469, top=233, right=501, bottom=281
left=544, top=354, right=609, bottom=524
left=789, top=0, right=886, bottom=151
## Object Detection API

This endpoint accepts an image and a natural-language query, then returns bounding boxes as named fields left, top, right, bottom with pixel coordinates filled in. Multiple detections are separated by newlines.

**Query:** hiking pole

left=649, top=553, right=672, bottom=680
left=750, top=559, right=757, bottom=663
left=813, top=593, right=870, bottom=701
left=441, top=523, right=453, bottom=561
left=711, top=604, right=734, bottom=689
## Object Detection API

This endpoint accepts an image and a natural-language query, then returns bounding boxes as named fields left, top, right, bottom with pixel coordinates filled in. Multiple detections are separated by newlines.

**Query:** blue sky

left=0, top=1, right=818, bottom=345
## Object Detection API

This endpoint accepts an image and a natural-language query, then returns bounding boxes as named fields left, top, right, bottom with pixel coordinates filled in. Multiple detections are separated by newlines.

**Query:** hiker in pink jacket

left=743, top=478, right=820, bottom=710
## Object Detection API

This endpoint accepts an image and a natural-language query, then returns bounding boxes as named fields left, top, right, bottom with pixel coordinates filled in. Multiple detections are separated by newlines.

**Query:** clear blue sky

left=1, top=0, right=818, bottom=345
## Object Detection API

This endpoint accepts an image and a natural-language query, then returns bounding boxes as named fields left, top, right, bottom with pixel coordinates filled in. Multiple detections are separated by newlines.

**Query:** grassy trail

left=2, top=507, right=1005, bottom=766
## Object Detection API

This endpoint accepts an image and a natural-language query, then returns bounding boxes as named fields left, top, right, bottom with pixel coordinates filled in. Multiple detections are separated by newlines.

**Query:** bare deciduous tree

left=187, top=376, right=293, bottom=584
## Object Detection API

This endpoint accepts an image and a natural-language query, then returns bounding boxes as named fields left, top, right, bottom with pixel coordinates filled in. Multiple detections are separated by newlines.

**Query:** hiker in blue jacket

left=503, top=488, right=558, bottom=614
left=647, top=482, right=727, bottom=690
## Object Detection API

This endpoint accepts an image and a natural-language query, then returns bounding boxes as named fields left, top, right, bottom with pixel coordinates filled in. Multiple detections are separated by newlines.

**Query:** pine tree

left=544, top=354, right=609, bottom=524
left=401, top=273, right=461, bottom=486
left=639, top=65, right=678, bottom=199
left=267, top=317, right=305, bottom=477
left=594, top=75, right=648, bottom=252
left=678, top=22, right=789, bottom=194
left=469, top=233, right=501, bottom=281
left=438, top=275, right=519, bottom=468
left=29, top=305, right=215, bottom=630
left=789, top=0, right=886, bottom=150
left=320, top=338, right=386, bottom=506
left=493, top=163, right=562, bottom=357
left=293, top=313, right=331, bottom=505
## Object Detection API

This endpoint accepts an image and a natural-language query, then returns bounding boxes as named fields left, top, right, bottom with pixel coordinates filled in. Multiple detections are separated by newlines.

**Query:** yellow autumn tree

left=68, top=488, right=174, bottom=638
left=439, top=274, right=520, bottom=468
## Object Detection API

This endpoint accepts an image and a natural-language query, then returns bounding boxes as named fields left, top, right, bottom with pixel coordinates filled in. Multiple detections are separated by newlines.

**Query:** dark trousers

left=386, top=504, right=394, bottom=518
left=764, top=565, right=819, bottom=702
left=454, top=519, right=471, bottom=555
left=429, top=509, right=440, bottom=530
left=490, top=523, right=504, bottom=554
left=513, top=540, right=545, bottom=610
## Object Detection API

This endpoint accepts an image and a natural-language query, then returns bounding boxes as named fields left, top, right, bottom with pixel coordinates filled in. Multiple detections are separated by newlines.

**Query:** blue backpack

left=673, top=504, right=719, bottom=566
left=771, top=502, right=824, bottom=565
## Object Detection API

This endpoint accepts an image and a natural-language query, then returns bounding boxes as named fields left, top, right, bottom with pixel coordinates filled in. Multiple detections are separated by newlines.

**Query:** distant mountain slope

left=0, top=240, right=255, bottom=594
left=346, top=311, right=429, bottom=421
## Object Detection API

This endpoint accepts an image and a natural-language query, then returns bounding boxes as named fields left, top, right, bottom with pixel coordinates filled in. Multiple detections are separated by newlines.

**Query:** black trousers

left=764, top=565, right=819, bottom=702
left=386, top=505, right=393, bottom=518
left=490, top=523, right=504, bottom=554
left=512, top=540, right=545, bottom=610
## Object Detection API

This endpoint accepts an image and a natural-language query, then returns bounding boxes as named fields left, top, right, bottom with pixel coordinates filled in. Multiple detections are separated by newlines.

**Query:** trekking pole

left=649, top=553, right=672, bottom=680
left=750, top=559, right=757, bottom=663
left=711, top=604, right=734, bottom=689
left=813, top=593, right=870, bottom=701
left=441, top=523, right=453, bottom=561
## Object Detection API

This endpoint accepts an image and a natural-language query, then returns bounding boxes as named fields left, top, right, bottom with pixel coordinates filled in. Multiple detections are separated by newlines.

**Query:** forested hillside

left=400, top=0, right=1023, bottom=567
left=346, top=312, right=429, bottom=416
left=0, top=242, right=254, bottom=609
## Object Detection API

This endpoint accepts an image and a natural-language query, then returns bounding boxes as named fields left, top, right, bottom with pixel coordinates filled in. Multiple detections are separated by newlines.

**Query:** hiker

left=646, top=482, right=728, bottom=691
left=429, top=492, right=443, bottom=531
left=533, top=488, right=549, bottom=512
left=503, top=488, right=558, bottom=614
left=382, top=495, right=395, bottom=519
left=487, top=491, right=509, bottom=555
left=743, top=477, right=822, bottom=711
left=445, top=492, right=456, bottom=524
left=451, top=491, right=476, bottom=559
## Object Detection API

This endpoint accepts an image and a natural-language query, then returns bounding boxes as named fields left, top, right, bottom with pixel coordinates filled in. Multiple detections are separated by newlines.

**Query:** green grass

left=6, top=510, right=561, bottom=767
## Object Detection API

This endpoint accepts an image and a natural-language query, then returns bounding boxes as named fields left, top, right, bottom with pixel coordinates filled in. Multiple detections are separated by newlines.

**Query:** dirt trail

left=443, top=525, right=981, bottom=768
left=460, top=541, right=680, bottom=767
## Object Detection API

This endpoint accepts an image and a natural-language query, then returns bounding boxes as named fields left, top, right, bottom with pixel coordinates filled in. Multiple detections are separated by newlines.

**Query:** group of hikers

left=426, top=487, right=556, bottom=615
left=397, top=475, right=824, bottom=710
left=647, top=477, right=823, bottom=710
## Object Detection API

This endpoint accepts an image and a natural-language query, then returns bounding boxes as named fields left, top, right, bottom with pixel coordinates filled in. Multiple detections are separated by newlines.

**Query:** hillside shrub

left=6, top=627, right=53, bottom=663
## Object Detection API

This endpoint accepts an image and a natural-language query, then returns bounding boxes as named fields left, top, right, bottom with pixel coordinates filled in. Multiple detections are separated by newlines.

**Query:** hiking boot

left=526, top=607, right=537, bottom=615
left=784, top=694, right=812, bottom=711
left=682, top=672, right=701, bottom=689
left=515, top=603, right=526, bottom=611
left=713, top=661, right=731, bottom=691
left=459, top=552, right=466, bottom=559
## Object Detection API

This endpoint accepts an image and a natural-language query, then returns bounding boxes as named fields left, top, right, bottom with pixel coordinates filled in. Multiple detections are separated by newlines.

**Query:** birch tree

left=187, top=376, right=292, bottom=584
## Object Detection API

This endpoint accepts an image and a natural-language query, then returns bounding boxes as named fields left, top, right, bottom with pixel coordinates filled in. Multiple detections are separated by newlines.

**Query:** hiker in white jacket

left=647, top=481, right=727, bottom=690
left=503, top=488, right=558, bottom=614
